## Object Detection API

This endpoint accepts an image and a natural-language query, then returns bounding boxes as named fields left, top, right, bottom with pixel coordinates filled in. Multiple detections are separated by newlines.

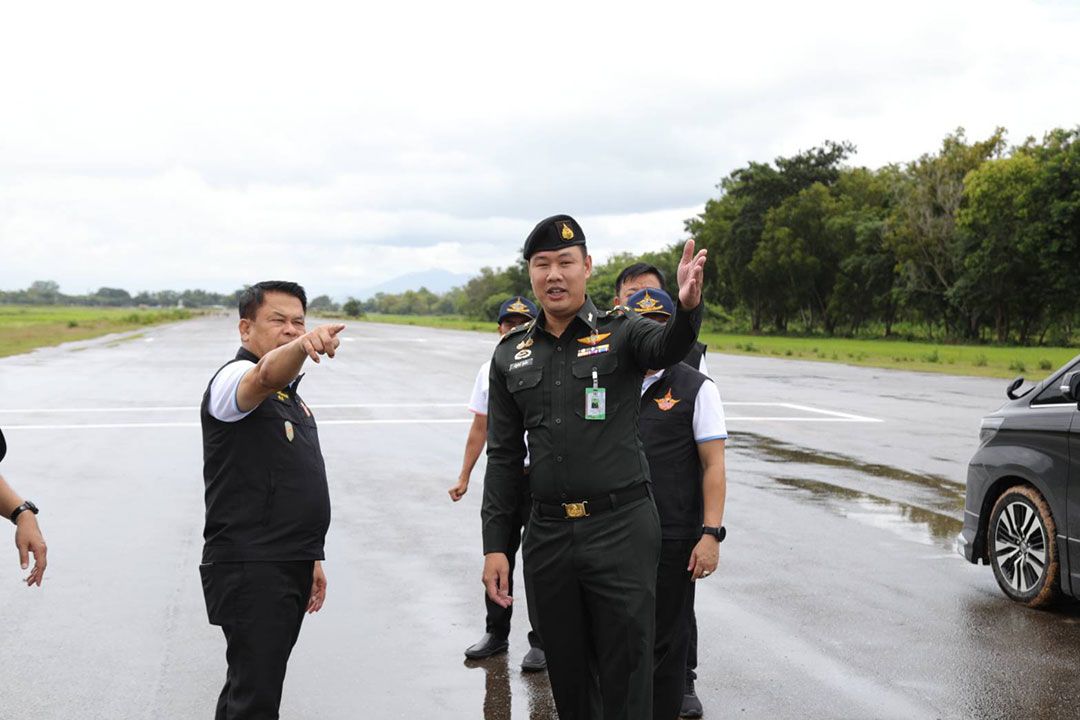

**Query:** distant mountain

left=351, top=269, right=474, bottom=299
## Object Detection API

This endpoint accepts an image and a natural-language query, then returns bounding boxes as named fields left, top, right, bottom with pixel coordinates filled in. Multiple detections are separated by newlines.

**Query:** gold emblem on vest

left=284, top=420, right=295, bottom=442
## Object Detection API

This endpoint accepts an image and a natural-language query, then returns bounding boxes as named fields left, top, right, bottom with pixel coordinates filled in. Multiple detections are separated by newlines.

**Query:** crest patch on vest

left=654, top=389, right=680, bottom=412
left=284, top=420, right=295, bottom=442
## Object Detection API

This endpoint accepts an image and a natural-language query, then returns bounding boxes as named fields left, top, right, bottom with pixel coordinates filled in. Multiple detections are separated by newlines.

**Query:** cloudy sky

left=1, top=0, right=1078, bottom=298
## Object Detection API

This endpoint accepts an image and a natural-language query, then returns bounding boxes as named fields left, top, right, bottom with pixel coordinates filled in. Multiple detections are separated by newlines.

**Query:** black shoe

left=464, top=632, right=509, bottom=659
left=520, top=646, right=547, bottom=672
left=680, top=678, right=703, bottom=718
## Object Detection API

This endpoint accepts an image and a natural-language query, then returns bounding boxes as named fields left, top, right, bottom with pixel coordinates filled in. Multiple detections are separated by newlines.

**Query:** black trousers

left=653, top=539, right=697, bottom=720
left=200, top=560, right=314, bottom=720
left=523, top=495, right=661, bottom=720
left=686, top=591, right=698, bottom=684
left=486, top=485, right=542, bottom=649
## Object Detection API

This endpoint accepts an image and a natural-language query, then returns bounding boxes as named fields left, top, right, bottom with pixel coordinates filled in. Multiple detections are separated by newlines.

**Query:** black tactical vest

left=638, top=362, right=710, bottom=540
left=201, top=347, right=330, bottom=563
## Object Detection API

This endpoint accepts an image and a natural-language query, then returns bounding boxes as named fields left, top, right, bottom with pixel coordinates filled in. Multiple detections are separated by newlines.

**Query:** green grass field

left=351, top=313, right=1079, bottom=380
left=0, top=305, right=195, bottom=358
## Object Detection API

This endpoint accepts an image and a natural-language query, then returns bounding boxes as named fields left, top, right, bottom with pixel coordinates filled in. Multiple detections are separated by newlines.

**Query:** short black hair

left=238, top=281, right=308, bottom=320
left=614, top=263, right=666, bottom=296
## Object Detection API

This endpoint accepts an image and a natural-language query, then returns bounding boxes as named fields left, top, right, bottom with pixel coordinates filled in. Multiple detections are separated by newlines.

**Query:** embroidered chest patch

left=654, top=389, right=681, bottom=412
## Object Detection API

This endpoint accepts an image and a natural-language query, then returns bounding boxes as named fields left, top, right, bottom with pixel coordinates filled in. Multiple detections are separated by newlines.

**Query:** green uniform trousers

left=523, top=494, right=661, bottom=720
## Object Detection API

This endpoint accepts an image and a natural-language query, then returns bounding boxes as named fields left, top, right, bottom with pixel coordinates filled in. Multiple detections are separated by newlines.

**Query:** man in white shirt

left=450, top=296, right=545, bottom=671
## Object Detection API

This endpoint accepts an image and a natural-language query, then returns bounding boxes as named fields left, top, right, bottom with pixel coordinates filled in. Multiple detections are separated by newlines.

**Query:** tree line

left=354, top=126, right=1079, bottom=346
left=7, top=126, right=1077, bottom=346
left=1, top=281, right=340, bottom=313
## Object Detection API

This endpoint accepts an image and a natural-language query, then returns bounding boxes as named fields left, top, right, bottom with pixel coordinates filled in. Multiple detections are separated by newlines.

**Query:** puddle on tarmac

left=465, top=655, right=557, bottom=720
left=772, top=476, right=962, bottom=548
left=731, top=432, right=964, bottom=549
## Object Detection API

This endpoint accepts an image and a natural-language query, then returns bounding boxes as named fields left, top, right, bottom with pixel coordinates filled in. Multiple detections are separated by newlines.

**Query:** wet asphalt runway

left=1, top=314, right=1079, bottom=719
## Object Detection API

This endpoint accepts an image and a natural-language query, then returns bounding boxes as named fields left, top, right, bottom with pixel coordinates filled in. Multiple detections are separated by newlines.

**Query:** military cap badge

left=561, top=222, right=575, bottom=241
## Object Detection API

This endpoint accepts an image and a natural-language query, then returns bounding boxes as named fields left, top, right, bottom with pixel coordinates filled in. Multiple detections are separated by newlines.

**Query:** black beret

left=523, top=214, right=586, bottom=260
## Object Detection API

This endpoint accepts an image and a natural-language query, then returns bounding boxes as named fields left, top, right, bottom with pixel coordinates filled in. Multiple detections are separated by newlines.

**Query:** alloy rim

left=994, top=500, right=1047, bottom=594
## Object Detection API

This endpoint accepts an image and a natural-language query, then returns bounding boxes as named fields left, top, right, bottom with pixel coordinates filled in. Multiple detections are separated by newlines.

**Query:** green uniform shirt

left=481, top=295, right=703, bottom=554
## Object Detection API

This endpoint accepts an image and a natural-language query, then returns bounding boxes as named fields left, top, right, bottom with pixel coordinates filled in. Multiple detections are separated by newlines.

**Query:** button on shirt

left=481, top=296, right=702, bottom=554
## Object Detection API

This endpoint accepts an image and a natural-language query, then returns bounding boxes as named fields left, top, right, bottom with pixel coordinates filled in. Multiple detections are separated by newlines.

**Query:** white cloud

left=1, top=0, right=1078, bottom=295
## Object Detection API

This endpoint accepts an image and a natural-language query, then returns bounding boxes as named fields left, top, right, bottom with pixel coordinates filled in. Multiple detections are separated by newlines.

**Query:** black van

left=958, top=355, right=1080, bottom=607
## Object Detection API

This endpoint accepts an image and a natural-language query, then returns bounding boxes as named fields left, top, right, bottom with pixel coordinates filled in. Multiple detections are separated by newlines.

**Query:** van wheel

left=988, top=485, right=1060, bottom=608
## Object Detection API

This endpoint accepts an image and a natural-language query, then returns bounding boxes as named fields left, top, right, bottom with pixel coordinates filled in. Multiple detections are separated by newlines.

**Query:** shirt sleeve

left=693, top=379, right=728, bottom=443
left=698, top=354, right=710, bottom=377
left=208, top=360, right=257, bottom=423
left=481, top=355, right=527, bottom=555
left=467, top=361, right=490, bottom=416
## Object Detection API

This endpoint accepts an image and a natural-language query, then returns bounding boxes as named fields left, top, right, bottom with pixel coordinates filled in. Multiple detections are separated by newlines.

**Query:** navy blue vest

left=201, top=348, right=330, bottom=562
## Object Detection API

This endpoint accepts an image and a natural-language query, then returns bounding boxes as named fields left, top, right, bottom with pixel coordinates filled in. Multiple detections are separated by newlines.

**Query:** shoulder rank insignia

left=654, top=389, right=680, bottom=411
left=275, top=390, right=290, bottom=402
left=516, top=337, right=534, bottom=351
left=500, top=321, right=532, bottom=344
left=576, top=332, right=611, bottom=347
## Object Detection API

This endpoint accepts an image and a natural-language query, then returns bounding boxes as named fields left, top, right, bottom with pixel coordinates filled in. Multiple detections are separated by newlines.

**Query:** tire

left=988, top=485, right=1061, bottom=608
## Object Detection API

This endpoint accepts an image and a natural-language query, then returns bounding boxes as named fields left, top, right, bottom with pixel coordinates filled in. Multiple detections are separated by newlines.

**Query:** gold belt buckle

left=562, top=501, right=589, bottom=519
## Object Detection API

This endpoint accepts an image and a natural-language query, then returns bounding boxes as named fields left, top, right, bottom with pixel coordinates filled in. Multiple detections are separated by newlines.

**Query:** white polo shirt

left=470, top=360, right=530, bottom=467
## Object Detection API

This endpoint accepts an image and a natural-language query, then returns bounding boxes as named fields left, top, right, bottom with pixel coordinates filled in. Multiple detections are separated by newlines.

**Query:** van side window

left=1031, top=361, right=1080, bottom=406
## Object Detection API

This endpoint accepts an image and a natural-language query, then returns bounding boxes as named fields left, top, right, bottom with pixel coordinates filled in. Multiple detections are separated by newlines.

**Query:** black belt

left=534, top=483, right=650, bottom=520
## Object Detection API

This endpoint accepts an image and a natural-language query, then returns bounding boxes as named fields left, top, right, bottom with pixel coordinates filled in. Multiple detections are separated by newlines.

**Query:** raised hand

left=676, top=239, right=708, bottom=310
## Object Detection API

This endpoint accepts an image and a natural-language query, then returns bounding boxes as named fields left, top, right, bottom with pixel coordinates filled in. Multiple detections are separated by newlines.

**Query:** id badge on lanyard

left=585, top=367, right=606, bottom=420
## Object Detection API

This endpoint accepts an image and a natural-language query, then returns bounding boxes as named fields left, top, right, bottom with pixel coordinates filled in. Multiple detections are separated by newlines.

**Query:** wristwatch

left=702, top=525, right=726, bottom=542
left=10, top=501, right=39, bottom=524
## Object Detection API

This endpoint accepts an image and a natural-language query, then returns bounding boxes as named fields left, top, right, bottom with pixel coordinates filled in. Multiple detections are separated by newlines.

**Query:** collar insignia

left=576, top=332, right=611, bottom=347
left=634, top=291, right=664, bottom=314
left=654, top=389, right=680, bottom=412
left=560, top=222, right=575, bottom=241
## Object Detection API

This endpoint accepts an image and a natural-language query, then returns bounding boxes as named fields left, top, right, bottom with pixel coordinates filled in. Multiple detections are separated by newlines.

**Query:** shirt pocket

left=571, top=353, right=621, bottom=418
left=507, top=368, right=545, bottom=428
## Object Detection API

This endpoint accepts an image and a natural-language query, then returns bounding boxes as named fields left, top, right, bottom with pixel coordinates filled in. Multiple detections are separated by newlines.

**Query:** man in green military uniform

left=481, top=214, right=707, bottom=719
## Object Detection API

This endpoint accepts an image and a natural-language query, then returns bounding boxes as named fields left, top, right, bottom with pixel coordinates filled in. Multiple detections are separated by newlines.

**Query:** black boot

left=464, top=632, right=509, bottom=659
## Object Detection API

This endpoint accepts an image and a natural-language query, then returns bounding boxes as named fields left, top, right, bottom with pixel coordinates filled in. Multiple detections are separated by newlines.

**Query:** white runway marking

left=4, top=419, right=472, bottom=431
left=1, top=402, right=879, bottom=429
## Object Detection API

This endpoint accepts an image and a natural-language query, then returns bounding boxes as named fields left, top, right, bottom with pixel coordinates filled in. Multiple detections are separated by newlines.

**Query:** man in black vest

left=482, top=214, right=708, bottom=719
left=0, top=428, right=48, bottom=587
left=616, top=264, right=714, bottom=717
left=628, top=288, right=727, bottom=720
left=200, top=280, right=344, bottom=720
